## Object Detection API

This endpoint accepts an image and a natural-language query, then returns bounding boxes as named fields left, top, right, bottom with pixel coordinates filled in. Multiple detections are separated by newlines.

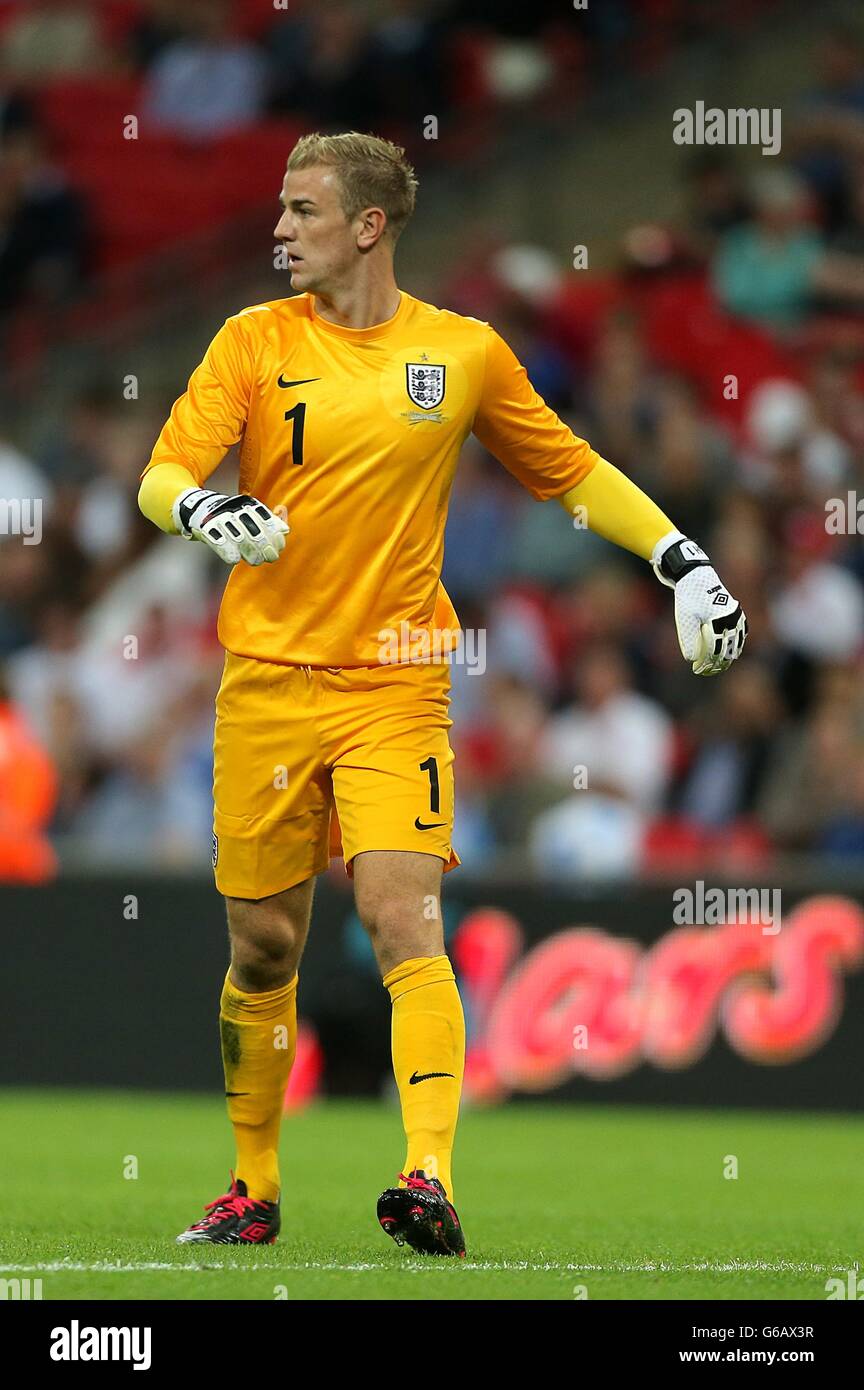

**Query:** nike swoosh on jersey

left=415, top=817, right=446, bottom=830
left=277, top=375, right=321, bottom=388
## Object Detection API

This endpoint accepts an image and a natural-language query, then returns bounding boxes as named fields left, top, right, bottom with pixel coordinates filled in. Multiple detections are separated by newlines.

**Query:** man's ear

left=356, top=206, right=388, bottom=251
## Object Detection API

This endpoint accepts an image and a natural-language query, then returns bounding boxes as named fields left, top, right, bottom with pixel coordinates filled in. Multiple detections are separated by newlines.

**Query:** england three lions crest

left=406, top=362, right=446, bottom=410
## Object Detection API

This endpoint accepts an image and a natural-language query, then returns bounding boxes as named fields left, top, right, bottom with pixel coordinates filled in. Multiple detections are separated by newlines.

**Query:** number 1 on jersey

left=284, top=403, right=306, bottom=467
left=419, top=755, right=440, bottom=814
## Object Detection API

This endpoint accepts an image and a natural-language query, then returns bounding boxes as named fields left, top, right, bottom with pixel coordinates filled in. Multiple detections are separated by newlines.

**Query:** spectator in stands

left=269, top=1, right=450, bottom=128
left=644, top=375, right=730, bottom=541
left=0, top=508, right=90, bottom=658
left=714, top=166, right=864, bottom=332
left=816, top=739, right=864, bottom=856
left=456, top=670, right=556, bottom=852
left=555, top=565, right=647, bottom=675
left=261, top=0, right=315, bottom=111
left=807, top=350, right=864, bottom=462
left=441, top=439, right=518, bottom=597
left=826, top=153, right=864, bottom=258
left=793, top=23, right=864, bottom=236
left=526, top=640, right=662, bottom=875
left=489, top=245, right=573, bottom=412
left=508, top=486, right=606, bottom=587
left=703, top=494, right=774, bottom=658
left=712, top=168, right=824, bottom=332
left=674, top=663, right=782, bottom=830
left=445, top=0, right=571, bottom=36
left=0, top=432, right=52, bottom=516
left=38, top=382, right=122, bottom=486
left=586, top=310, right=659, bottom=471
left=682, top=150, right=752, bottom=255
left=810, top=22, right=864, bottom=116
left=0, top=81, right=34, bottom=139
left=125, top=0, right=188, bottom=72
left=0, top=535, right=45, bottom=655
left=0, top=126, right=88, bottom=318
left=267, top=4, right=377, bottom=129
left=0, top=434, right=53, bottom=647
left=484, top=585, right=560, bottom=699
left=0, top=0, right=107, bottom=79
left=770, top=510, right=864, bottom=667
left=536, top=641, right=673, bottom=814
left=49, top=392, right=165, bottom=577
left=0, top=662, right=57, bottom=882
left=4, top=593, right=87, bottom=805
left=757, top=664, right=864, bottom=850
left=143, top=0, right=267, bottom=138
left=364, top=0, right=450, bottom=126
left=70, top=676, right=218, bottom=867
left=742, top=379, right=851, bottom=504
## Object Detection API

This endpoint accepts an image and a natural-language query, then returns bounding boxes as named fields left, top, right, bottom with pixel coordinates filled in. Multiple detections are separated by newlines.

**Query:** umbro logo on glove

left=652, top=532, right=748, bottom=676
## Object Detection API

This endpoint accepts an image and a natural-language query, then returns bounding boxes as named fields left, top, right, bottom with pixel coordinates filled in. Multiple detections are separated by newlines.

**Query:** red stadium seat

left=642, top=816, right=710, bottom=875
left=643, top=816, right=774, bottom=876
left=29, top=72, right=302, bottom=273
left=34, top=76, right=144, bottom=157
left=638, top=273, right=803, bottom=430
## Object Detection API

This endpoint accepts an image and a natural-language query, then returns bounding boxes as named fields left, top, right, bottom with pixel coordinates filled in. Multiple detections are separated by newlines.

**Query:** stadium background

left=2, top=0, right=864, bottom=1142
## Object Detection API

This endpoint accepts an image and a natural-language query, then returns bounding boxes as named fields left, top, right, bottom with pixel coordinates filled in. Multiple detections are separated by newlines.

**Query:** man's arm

left=558, top=457, right=747, bottom=674
left=473, top=326, right=747, bottom=675
left=472, top=326, right=600, bottom=500
left=138, top=313, right=288, bottom=566
left=556, top=455, right=673, bottom=559
left=139, top=462, right=200, bottom=534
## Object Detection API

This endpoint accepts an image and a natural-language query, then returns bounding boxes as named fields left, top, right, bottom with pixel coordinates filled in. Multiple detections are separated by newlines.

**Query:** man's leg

left=220, top=878, right=316, bottom=1202
left=353, top=850, right=465, bottom=1203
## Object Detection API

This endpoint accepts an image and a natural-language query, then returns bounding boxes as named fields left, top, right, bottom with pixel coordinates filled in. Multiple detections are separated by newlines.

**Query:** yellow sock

left=383, top=955, right=465, bottom=1202
left=219, top=971, right=298, bottom=1203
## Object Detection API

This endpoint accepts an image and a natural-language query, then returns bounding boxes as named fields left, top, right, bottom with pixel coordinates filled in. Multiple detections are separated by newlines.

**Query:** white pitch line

left=2, top=1260, right=573, bottom=1274
left=572, top=1260, right=841, bottom=1274
left=0, top=1259, right=844, bottom=1275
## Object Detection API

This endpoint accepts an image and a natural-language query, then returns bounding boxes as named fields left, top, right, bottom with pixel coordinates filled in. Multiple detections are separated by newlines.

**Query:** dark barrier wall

left=2, top=873, right=863, bottom=1109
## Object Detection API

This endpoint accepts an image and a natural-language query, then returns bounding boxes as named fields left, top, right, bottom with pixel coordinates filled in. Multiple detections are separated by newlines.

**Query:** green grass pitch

left=1, top=1089, right=861, bottom=1301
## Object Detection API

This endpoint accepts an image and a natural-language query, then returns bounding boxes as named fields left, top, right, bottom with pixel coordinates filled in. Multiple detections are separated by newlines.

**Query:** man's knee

left=226, top=881, right=314, bottom=990
left=353, top=854, right=444, bottom=971
left=356, top=879, right=433, bottom=939
left=356, top=887, right=432, bottom=934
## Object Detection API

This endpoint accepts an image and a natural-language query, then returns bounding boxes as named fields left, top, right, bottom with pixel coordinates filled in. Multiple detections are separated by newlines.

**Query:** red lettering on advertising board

left=451, top=896, right=864, bottom=1098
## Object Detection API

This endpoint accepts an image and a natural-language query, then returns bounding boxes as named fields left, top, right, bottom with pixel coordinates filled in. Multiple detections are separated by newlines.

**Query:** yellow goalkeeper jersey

left=142, top=290, right=599, bottom=666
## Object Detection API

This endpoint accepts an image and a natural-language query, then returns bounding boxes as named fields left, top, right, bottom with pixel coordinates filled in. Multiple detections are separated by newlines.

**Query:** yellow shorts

left=212, top=653, right=461, bottom=899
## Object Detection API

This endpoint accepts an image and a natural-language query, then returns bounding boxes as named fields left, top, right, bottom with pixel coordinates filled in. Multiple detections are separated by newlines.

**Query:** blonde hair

left=286, top=132, right=418, bottom=243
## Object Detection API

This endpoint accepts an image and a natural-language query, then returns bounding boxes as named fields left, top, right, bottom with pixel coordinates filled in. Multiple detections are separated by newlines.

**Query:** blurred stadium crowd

left=2, top=0, right=864, bottom=880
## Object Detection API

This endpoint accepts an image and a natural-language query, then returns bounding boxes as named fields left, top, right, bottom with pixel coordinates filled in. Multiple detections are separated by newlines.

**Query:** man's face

left=273, top=165, right=361, bottom=295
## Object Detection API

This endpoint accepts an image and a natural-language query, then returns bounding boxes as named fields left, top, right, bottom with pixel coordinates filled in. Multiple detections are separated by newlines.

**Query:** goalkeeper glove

left=652, top=532, right=748, bottom=675
left=172, top=487, right=289, bottom=566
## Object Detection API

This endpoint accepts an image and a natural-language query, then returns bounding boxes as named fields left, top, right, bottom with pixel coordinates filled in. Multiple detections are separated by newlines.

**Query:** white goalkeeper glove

left=652, top=532, right=748, bottom=675
left=172, top=487, right=289, bottom=566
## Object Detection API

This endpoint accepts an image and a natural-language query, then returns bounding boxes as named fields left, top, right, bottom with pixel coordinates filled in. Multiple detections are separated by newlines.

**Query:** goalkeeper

left=138, top=131, right=746, bottom=1257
